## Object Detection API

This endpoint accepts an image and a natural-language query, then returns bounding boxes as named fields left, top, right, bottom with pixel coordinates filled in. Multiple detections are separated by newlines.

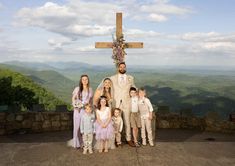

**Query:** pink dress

left=95, top=107, right=114, bottom=140
left=72, top=87, right=93, bottom=148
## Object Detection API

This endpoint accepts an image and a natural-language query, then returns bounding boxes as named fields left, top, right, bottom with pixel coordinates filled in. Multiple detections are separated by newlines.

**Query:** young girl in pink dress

left=95, top=96, right=114, bottom=153
left=71, top=74, right=93, bottom=149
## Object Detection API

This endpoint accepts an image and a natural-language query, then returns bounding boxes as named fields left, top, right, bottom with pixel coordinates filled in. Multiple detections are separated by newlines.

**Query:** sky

left=0, top=0, right=235, bottom=67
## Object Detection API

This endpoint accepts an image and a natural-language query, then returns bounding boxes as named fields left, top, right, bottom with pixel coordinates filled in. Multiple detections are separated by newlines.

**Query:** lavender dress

left=95, top=107, right=114, bottom=140
left=72, top=87, right=93, bottom=148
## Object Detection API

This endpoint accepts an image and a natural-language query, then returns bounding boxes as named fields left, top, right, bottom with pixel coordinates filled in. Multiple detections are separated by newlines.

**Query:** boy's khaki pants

left=115, top=132, right=121, bottom=144
left=141, top=117, right=153, bottom=144
left=82, top=133, right=93, bottom=151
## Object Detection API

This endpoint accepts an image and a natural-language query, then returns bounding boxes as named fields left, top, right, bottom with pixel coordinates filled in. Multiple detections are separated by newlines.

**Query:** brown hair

left=97, top=95, right=108, bottom=110
left=118, top=62, right=126, bottom=67
left=78, top=74, right=90, bottom=100
left=129, top=86, right=137, bottom=93
left=113, top=108, right=122, bottom=116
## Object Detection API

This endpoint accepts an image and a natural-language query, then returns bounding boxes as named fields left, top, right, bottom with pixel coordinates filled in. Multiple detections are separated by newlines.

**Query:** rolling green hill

left=60, top=68, right=235, bottom=119
left=1, top=61, right=235, bottom=119
left=27, top=70, right=76, bottom=103
left=0, top=64, right=76, bottom=103
left=133, top=72, right=235, bottom=119
left=0, top=67, right=66, bottom=110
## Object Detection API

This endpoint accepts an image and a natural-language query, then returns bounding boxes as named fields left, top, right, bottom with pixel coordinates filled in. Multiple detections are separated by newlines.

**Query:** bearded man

left=110, top=62, right=135, bottom=147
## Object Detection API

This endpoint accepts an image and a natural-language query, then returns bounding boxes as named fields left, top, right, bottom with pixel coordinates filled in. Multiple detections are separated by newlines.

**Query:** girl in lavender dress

left=95, top=96, right=114, bottom=153
left=70, top=74, right=93, bottom=149
left=93, top=78, right=116, bottom=149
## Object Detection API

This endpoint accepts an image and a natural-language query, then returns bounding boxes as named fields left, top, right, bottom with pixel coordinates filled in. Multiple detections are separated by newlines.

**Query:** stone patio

left=0, top=129, right=234, bottom=166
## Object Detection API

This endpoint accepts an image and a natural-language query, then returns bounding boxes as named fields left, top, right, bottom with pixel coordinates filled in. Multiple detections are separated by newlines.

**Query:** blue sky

left=0, top=0, right=235, bottom=67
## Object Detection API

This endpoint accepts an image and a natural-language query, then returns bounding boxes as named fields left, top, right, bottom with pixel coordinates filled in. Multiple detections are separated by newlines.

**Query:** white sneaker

left=149, top=142, right=154, bottom=147
left=89, top=149, right=93, bottom=154
left=83, top=149, right=87, bottom=154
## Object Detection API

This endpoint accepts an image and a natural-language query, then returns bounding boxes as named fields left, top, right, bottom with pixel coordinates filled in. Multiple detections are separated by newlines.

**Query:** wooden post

left=116, top=13, right=122, bottom=40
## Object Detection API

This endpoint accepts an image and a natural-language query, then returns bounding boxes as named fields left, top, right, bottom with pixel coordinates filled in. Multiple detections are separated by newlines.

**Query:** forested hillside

left=0, top=67, right=66, bottom=110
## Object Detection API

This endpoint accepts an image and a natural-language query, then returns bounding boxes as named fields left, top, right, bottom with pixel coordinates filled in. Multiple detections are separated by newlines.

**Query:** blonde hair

left=138, top=87, right=147, bottom=98
left=84, top=103, right=91, bottom=110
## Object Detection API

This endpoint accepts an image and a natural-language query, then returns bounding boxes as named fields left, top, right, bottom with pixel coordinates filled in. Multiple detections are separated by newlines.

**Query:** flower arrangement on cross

left=112, top=34, right=127, bottom=68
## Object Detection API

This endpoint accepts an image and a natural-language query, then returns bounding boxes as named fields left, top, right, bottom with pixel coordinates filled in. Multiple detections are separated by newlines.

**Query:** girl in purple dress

left=71, top=74, right=93, bottom=149
left=95, top=96, right=114, bottom=153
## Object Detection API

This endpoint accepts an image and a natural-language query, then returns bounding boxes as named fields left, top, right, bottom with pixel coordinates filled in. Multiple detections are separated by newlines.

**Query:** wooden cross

left=95, top=13, right=143, bottom=62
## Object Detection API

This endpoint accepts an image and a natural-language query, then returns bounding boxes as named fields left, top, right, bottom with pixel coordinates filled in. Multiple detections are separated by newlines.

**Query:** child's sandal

left=135, top=142, right=140, bottom=147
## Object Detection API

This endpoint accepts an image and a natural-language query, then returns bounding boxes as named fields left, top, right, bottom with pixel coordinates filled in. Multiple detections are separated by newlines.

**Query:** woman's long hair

left=102, top=77, right=112, bottom=99
left=78, top=74, right=90, bottom=100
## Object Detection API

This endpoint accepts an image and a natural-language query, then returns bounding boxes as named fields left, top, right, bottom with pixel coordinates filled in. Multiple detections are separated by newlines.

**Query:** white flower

left=74, top=101, right=84, bottom=109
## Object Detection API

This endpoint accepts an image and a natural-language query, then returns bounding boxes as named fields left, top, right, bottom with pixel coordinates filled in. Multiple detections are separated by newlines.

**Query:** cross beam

left=95, top=13, right=143, bottom=49
left=95, top=42, right=143, bottom=48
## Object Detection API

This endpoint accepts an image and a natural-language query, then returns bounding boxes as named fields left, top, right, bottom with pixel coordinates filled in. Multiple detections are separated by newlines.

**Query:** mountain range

left=1, top=61, right=235, bottom=119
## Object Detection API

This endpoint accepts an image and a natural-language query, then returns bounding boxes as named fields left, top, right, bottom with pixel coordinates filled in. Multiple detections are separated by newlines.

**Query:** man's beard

left=119, top=69, right=126, bottom=74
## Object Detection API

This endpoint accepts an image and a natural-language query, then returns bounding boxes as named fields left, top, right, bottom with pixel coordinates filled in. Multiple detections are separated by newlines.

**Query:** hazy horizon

left=1, top=60, right=235, bottom=72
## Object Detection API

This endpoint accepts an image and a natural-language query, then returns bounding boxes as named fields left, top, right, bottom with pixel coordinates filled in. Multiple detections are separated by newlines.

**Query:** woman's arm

left=88, top=87, right=93, bottom=105
left=72, top=88, right=78, bottom=108
left=72, top=87, right=82, bottom=107
left=93, top=89, right=101, bottom=108
left=72, top=94, right=77, bottom=108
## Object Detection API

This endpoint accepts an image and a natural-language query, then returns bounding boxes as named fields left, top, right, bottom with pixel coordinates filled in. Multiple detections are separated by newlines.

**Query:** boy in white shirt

left=130, top=87, right=141, bottom=147
left=138, top=87, right=154, bottom=147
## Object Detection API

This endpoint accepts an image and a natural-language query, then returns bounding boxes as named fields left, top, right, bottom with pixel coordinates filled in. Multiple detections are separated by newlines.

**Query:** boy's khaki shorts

left=130, top=112, right=141, bottom=128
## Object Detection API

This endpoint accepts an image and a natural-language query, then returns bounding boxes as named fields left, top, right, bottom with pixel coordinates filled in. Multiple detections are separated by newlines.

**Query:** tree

left=0, top=76, right=39, bottom=110
left=0, top=77, right=14, bottom=105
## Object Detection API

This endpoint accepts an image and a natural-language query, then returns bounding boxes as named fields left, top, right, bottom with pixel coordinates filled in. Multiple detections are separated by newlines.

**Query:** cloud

left=14, top=0, right=194, bottom=39
left=3, top=1, right=234, bottom=66
left=140, top=1, right=192, bottom=15
left=178, top=32, right=235, bottom=54
left=125, top=28, right=162, bottom=38
left=1, top=30, right=235, bottom=66
left=14, top=1, right=119, bottom=39
left=202, top=42, right=234, bottom=50
left=122, top=31, right=235, bottom=66
left=138, top=0, right=193, bottom=22
left=181, top=32, right=219, bottom=41
left=48, top=37, right=74, bottom=50
left=147, top=13, right=168, bottom=22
